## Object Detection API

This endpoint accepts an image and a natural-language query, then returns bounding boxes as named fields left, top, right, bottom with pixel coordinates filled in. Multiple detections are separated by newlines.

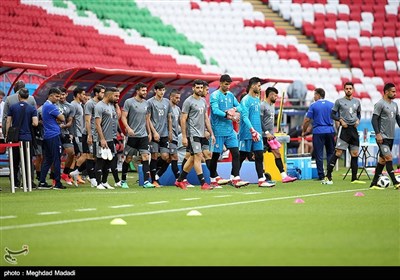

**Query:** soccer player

left=175, top=79, right=214, bottom=190
left=209, top=74, right=248, bottom=188
left=322, top=82, right=364, bottom=185
left=153, top=89, right=181, bottom=185
left=239, top=77, right=275, bottom=187
left=147, top=81, right=172, bottom=186
left=120, top=82, right=153, bottom=188
left=93, top=87, right=119, bottom=189
left=261, top=87, right=297, bottom=183
left=84, top=85, right=105, bottom=188
left=369, top=83, right=400, bottom=190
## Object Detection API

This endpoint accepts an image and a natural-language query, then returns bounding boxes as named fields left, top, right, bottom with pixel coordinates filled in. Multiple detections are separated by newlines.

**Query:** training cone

left=294, top=198, right=304, bottom=204
left=187, top=210, right=202, bottom=216
left=110, top=218, right=127, bottom=225
left=354, top=192, right=365, bottom=197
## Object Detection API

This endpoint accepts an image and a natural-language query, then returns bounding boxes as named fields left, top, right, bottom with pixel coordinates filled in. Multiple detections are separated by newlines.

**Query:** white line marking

left=109, top=204, right=134, bottom=209
left=213, top=195, right=232, bottom=198
left=243, top=192, right=261, bottom=195
left=147, top=201, right=168, bottom=204
left=37, top=211, right=60, bottom=216
left=0, top=216, right=17, bottom=220
left=181, top=198, right=200, bottom=201
left=75, top=208, right=97, bottom=212
left=1, top=188, right=367, bottom=231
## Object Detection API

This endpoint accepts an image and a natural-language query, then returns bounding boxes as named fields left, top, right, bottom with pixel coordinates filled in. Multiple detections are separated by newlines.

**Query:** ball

left=377, top=175, right=390, bottom=188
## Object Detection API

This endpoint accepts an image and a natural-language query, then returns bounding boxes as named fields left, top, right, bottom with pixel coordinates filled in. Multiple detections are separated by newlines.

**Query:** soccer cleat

left=201, top=183, right=213, bottom=190
left=38, top=182, right=53, bottom=190
left=351, top=180, right=366, bottom=184
left=215, top=176, right=230, bottom=185
left=115, top=181, right=122, bottom=187
left=77, top=175, right=85, bottom=184
left=258, top=180, right=276, bottom=188
left=321, top=177, right=333, bottom=185
left=69, top=171, right=79, bottom=187
left=54, top=184, right=67, bottom=190
left=96, top=184, right=107, bottom=190
left=102, top=182, right=115, bottom=189
left=282, top=176, right=297, bottom=183
left=394, top=183, right=400, bottom=190
left=175, top=180, right=188, bottom=190
left=61, top=173, right=73, bottom=185
left=90, top=178, right=98, bottom=188
left=121, top=181, right=129, bottom=189
left=152, top=181, right=161, bottom=188
left=369, top=185, right=385, bottom=190
left=210, top=182, right=223, bottom=189
left=231, top=179, right=249, bottom=188
left=183, top=179, right=195, bottom=188
left=143, top=181, right=155, bottom=188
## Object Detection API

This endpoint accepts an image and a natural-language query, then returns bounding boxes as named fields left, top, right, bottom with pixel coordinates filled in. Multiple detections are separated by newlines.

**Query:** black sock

left=63, top=167, right=70, bottom=175
left=209, top=153, right=220, bottom=178
left=181, top=158, right=188, bottom=171
left=171, top=160, right=179, bottom=178
left=275, top=158, right=284, bottom=173
left=385, top=161, right=397, bottom=185
left=178, top=171, right=188, bottom=182
left=142, top=161, right=150, bottom=182
left=326, top=154, right=339, bottom=179
left=197, top=173, right=205, bottom=185
left=122, top=161, right=129, bottom=181
left=351, top=157, right=359, bottom=181
left=371, top=162, right=385, bottom=186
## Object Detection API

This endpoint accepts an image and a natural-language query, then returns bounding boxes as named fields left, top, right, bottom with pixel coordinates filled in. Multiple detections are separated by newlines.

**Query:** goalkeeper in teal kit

left=238, top=77, right=275, bottom=187
left=209, top=74, right=248, bottom=188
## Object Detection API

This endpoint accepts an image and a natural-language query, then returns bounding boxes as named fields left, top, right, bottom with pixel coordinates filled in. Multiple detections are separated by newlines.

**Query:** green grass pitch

left=0, top=167, right=399, bottom=266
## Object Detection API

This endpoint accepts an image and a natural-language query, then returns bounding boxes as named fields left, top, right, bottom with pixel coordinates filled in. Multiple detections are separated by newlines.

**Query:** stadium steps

left=246, top=0, right=347, bottom=69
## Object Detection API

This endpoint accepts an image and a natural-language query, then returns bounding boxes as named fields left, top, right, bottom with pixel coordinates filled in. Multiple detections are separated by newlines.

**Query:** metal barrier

left=0, top=142, right=32, bottom=193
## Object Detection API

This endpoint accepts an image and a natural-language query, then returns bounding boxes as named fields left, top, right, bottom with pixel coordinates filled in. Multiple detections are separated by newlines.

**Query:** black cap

left=220, top=74, right=232, bottom=83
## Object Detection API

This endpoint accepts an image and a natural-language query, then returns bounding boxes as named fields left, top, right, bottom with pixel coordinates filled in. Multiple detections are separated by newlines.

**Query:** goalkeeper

left=209, top=74, right=248, bottom=188
left=238, top=77, right=275, bottom=187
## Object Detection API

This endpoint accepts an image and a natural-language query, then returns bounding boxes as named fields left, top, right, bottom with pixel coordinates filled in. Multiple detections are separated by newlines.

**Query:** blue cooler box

left=286, top=157, right=312, bottom=180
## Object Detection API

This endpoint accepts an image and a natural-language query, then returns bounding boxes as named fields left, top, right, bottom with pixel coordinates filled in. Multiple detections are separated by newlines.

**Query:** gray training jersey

left=373, top=99, right=399, bottom=139
left=171, top=104, right=181, bottom=142
left=95, top=101, right=117, bottom=142
left=182, top=95, right=206, bottom=137
left=332, top=97, right=361, bottom=126
left=123, top=98, right=149, bottom=138
left=70, top=100, right=85, bottom=137
left=57, top=101, right=75, bottom=136
left=260, top=101, right=275, bottom=134
left=84, top=99, right=98, bottom=141
left=147, top=97, right=171, bottom=137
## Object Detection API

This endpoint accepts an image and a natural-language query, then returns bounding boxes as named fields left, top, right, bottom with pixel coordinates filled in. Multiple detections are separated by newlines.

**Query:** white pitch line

left=213, top=195, right=232, bottom=198
left=181, top=198, right=201, bottom=201
left=75, top=208, right=97, bottom=212
left=109, top=204, right=134, bottom=209
left=0, top=188, right=367, bottom=231
left=0, top=216, right=17, bottom=220
left=37, top=211, right=60, bottom=216
left=243, top=192, right=261, bottom=195
left=147, top=201, right=169, bottom=205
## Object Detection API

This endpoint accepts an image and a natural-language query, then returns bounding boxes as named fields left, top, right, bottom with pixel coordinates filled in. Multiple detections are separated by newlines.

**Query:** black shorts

left=127, top=136, right=150, bottom=151
left=81, top=134, right=90, bottom=153
left=339, top=126, right=359, bottom=146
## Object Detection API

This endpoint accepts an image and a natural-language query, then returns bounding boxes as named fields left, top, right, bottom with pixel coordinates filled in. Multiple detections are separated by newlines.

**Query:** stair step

left=244, top=0, right=348, bottom=69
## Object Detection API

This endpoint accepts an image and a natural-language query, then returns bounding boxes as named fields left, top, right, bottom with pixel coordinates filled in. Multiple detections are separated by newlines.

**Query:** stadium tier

left=0, top=0, right=399, bottom=116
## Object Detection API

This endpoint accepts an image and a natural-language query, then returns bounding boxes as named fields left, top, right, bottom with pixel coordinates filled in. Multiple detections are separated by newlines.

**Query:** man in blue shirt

left=209, top=74, right=248, bottom=188
left=38, top=88, right=66, bottom=190
left=302, top=88, right=335, bottom=181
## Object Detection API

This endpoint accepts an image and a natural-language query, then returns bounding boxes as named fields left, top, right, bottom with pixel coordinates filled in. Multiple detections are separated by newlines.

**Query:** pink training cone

left=294, top=198, right=304, bottom=203
left=354, top=192, right=365, bottom=197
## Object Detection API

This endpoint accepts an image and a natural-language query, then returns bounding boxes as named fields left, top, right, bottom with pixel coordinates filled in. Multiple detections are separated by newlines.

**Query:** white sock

left=281, top=172, right=287, bottom=179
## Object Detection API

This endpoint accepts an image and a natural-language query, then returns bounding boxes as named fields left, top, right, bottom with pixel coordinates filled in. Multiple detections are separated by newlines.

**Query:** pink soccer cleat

left=282, top=176, right=297, bottom=183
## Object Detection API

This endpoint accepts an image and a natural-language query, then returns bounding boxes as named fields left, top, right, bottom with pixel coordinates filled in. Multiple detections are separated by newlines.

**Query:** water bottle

left=369, top=131, right=375, bottom=143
